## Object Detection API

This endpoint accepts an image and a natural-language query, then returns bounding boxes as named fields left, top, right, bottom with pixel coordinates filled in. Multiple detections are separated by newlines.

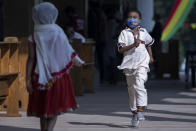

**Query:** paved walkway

left=1, top=79, right=196, bottom=131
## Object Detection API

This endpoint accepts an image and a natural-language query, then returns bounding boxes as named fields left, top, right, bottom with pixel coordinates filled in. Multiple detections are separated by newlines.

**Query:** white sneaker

left=137, top=112, right=145, bottom=121
left=131, top=114, right=139, bottom=127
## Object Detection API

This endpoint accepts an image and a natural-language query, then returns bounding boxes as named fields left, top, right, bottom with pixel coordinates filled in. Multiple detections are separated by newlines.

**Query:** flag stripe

left=162, top=0, right=181, bottom=31
left=161, top=0, right=190, bottom=41
left=164, top=0, right=195, bottom=41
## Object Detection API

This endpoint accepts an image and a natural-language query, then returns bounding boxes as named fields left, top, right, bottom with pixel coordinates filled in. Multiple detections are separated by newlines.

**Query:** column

left=137, top=0, right=154, bottom=32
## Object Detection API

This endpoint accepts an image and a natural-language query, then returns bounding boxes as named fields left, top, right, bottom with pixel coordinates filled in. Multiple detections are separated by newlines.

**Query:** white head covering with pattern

left=32, top=2, right=77, bottom=90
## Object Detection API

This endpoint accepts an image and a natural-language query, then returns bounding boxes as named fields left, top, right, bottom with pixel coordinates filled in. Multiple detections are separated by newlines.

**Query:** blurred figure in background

left=88, top=2, right=108, bottom=83
left=65, top=6, right=85, bottom=36
left=105, top=9, right=119, bottom=84
left=150, top=13, right=163, bottom=78
left=65, top=26, right=86, bottom=43
left=95, top=4, right=108, bottom=83
left=59, top=6, right=84, bottom=36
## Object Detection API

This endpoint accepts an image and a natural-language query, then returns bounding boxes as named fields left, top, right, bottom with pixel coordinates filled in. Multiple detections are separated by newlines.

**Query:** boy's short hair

left=127, top=9, right=142, bottom=19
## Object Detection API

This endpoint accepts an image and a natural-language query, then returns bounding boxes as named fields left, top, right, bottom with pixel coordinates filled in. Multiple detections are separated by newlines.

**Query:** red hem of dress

left=33, top=52, right=77, bottom=88
left=27, top=106, right=78, bottom=118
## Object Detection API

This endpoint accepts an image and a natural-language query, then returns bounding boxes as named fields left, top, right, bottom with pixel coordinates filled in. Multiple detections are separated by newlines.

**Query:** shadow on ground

left=0, top=126, right=39, bottom=131
left=68, top=122, right=131, bottom=128
left=71, top=79, right=196, bottom=124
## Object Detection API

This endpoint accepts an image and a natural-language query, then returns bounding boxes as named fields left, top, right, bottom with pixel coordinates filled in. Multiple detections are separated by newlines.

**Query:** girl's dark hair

left=127, top=9, right=142, bottom=19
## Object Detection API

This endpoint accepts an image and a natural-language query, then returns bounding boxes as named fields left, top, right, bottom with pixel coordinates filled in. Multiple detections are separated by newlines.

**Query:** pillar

left=137, top=0, right=154, bottom=32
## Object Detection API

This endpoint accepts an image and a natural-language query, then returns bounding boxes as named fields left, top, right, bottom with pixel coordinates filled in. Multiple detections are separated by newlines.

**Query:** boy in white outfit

left=117, top=10, right=154, bottom=127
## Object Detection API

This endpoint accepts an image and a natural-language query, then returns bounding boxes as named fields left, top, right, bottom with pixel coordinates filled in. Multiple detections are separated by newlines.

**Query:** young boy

left=117, top=10, right=154, bottom=127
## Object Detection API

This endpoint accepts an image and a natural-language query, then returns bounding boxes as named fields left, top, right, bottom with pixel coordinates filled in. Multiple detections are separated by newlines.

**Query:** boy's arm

left=144, top=29, right=154, bottom=64
left=118, top=38, right=141, bottom=53
left=146, top=45, right=154, bottom=64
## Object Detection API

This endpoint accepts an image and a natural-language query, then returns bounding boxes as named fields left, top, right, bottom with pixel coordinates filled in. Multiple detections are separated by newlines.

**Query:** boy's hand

left=149, top=57, right=154, bottom=64
left=134, top=37, right=141, bottom=47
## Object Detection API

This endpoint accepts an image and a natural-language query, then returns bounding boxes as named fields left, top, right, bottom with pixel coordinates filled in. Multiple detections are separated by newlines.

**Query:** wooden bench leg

left=191, top=67, right=195, bottom=87
left=70, top=67, right=83, bottom=96
left=185, top=55, right=189, bottom=82
left=0, top=76, right=21, bottom=117
left=83, top=66, right=94, bottom=93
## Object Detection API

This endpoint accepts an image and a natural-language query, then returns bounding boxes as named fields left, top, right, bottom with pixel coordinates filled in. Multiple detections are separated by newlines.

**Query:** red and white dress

left=27, top=24, right=83, bottom=118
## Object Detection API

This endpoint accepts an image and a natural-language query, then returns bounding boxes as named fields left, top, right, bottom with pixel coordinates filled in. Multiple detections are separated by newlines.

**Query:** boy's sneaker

left=131, top=114, right=139, bottom=127
left=137, top=112, right=145, bottom=121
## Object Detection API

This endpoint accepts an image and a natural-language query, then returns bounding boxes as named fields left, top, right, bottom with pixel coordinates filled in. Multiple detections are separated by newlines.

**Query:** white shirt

left=117, top=27, right=154, bottom=71
left=71, top=32, right=86, bottom=43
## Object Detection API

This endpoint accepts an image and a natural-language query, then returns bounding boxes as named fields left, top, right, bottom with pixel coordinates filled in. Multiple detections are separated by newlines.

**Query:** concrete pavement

left=0, top=79, right=196, bottom=131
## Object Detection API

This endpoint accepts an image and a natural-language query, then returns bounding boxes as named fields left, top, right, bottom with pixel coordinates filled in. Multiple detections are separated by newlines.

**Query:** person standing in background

left=65, top=26, right=86, bottom=43
left=65, top=6, right=85, bottom=36
left=94, top=4, right=108, bottom=83
left=150, top=14, right=163, bottom=78
left=105, top=9, right=119, bottom=84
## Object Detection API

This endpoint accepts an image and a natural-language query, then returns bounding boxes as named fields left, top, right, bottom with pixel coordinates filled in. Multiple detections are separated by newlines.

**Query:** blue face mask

left=126, top=18, right=140, bottom=29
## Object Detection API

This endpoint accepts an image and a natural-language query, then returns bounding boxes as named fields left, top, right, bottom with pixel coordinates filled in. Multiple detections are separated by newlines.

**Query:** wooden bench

left=70, top=39, right=95, bottom=96
left=0, top=39, right=21, bottom=117
left=17, top=37, right=29, bottom=111
left=81, top=39, right=95, bottom=93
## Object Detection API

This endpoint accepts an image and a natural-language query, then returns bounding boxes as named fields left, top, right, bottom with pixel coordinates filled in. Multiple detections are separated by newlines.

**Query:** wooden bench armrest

left=0, top=73, right=19, bottom=80
left=0, top=42, right=21, bottom=45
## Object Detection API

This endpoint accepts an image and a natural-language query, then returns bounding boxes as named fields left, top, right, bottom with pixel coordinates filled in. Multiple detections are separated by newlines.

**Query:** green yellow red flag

left=161, top=0, right=195, bottom=41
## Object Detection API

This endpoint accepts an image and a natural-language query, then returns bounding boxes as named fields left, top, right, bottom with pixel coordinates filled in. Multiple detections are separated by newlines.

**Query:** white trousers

left=125, top=67, right=148, bottom=111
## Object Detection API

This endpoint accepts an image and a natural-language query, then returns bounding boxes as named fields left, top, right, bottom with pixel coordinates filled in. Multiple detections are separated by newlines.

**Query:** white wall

left=137, top=0, right=154, bottom=32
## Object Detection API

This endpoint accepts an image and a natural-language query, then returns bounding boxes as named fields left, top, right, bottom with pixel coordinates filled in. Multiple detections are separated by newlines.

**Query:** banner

left=161, top=0, right=195, bottom=41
